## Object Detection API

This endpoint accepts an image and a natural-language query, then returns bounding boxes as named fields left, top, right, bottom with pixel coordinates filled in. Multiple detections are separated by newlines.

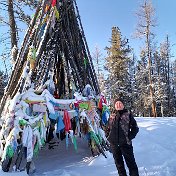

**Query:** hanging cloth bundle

left=54, top=6, right=60, bottom=20
left=22, top=125, right=33, bottom=162
left=45, top=4, right=50, bottom=13
left=63, top=110, right=71, bottom=132
left=27, top=47, right=36, bottom=70
left=64, top=110, right=71, bottom=149
left=40, top=119, right=46, bottom=145
left=56, top=114, right=65, bottom=133
left=98, top=95, right=107, bottom=111
left=6, top=145, right=14, bottom=159
left=89, top=131, right=100, bottom=146
left=52, top=0, right=57, bottom=7
left=65, top=132, right=69, bottom=149
left=69, top=130, right=77, bottom=151
left=102, top=106, right=110, bottom=125
left=79, top=101, right=90, bottom=110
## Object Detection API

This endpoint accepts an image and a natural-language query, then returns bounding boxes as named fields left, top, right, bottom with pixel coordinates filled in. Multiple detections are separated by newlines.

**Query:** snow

left=1, top=117, right=176, bottom=176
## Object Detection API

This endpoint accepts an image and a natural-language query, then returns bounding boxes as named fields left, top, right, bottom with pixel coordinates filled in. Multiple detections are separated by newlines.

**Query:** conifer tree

left=128, top=54, right=137, bottom=114
left=105, top=27, right=132, bottom=108
left=135, top=0, right=157, bottom=117
left=152, top=50, right=167, bottom=117
left=170, top=60, right=176, bottom=115
left=159, top=35, right=174, bottom=116
left=92, top=46, right=105, bottom=93
left=135, top=49, right=150, bottom=116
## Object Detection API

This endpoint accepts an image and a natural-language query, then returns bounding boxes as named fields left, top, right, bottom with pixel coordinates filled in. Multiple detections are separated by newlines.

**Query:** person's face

left=115, top=101, right=124, bottom=111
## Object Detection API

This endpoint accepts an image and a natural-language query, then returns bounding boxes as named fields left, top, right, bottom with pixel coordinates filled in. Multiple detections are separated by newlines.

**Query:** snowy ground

left=1, top=117, right=176, bottom=176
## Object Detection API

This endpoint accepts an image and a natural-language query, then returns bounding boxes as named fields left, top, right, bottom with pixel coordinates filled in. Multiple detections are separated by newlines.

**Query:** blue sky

left=76, top=0, right=176, bottom=58
left=0, top=0, right=176, bottom=72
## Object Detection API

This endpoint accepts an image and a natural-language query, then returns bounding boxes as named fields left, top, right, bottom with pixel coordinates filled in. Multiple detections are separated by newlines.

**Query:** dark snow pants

left=112, top=144, right=139, bottom=176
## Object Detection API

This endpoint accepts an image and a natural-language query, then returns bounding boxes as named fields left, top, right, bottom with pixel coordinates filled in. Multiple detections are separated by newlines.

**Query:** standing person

left=108, top=98, right=139, bottom=176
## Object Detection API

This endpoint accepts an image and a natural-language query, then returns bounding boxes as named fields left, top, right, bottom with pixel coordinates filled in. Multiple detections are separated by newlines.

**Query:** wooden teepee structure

left=0, top=0, right=100, bottom=114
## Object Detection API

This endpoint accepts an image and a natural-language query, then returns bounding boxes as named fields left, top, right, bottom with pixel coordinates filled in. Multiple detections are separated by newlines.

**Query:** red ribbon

left=52, top=0, right=56, bottom=7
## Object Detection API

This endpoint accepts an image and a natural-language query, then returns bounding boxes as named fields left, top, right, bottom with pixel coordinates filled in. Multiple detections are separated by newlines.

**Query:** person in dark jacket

left=108, top=98, right=139, bottom=176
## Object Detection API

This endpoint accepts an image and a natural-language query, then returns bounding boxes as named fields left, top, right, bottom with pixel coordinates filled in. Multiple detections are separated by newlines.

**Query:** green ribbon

left=90, top=131, right=100, bottom=145
left=73, top=136, right=77, bottom=151
left=84, top=57, right=88, bottom=69
left=102, top=105, right=109, bottom=113
left=97, top=134, right=102, bottom=144
left=79, top=102, right=89, bottom=110
left=33, top=142, right=39, bottom=157
left=19, top=119, right=27, bottom=126
left=31, top=48, right=37, bottom=60
left=41, top=138, right=45, bottom=146
left=54, top=6, right=59, bottom=20
left=6, top=145, right=14, bottom=158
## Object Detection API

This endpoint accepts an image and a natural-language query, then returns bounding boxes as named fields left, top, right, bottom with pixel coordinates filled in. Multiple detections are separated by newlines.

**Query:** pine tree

left=105, top=27, right=132, bottom=108
left=135, top=0, right=157, bottom=117
left=153, top=50, right=167, bottom=117
left=135, top=49, right=150, bottom=116
left=92, top=46, right=105, bottom=93
left=92, top=46, right=102, bottom=76
left=128, top=54, right=137, bottom=114
left=170, top=60, right=176, bottom=115
left=98, top=73, right=106, bottom=93
left=159, top=35, right=174, bottom=116
left=160, top=36, right=170, bottom=112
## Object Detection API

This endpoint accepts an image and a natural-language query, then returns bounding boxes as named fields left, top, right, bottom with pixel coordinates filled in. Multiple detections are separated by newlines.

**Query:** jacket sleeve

left=128, top=114, right=139, bottom=140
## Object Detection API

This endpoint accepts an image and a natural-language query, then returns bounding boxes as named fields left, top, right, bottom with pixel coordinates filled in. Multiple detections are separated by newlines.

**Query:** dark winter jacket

left=107, top=109, right=139, bottom=146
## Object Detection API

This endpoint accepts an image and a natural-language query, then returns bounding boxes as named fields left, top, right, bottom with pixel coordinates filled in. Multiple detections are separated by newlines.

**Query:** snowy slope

left=1, top=117, right=176, bottom=176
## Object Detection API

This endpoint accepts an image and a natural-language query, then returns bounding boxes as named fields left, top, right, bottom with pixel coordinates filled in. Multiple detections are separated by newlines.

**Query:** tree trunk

left=161, top=103, right=164, bottom=117
left=166, top=35, right=170, bottom=116
left=158, top=72, right=164, bottom=117
left=146, top=25, right=157, bottom=117
left=7, top=0, right=18, bottom=50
